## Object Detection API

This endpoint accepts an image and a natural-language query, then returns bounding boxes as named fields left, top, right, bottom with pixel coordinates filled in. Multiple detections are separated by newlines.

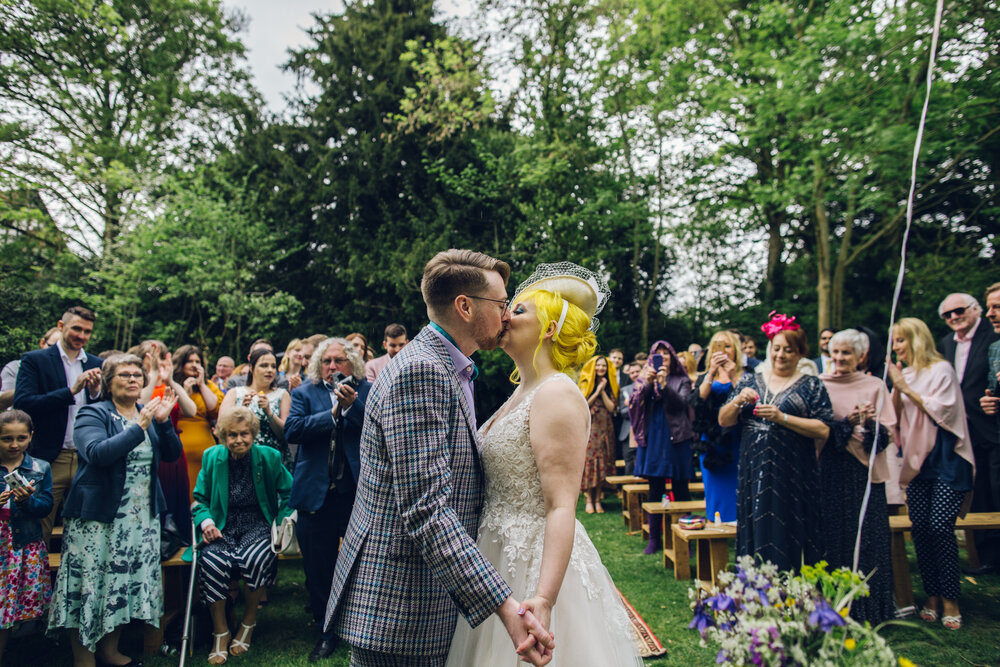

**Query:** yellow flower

left=844, top=638, right=856, bottom=651
left=839, top=607, right=850, bottom=618
left=899, top=658, right=916, bottom=667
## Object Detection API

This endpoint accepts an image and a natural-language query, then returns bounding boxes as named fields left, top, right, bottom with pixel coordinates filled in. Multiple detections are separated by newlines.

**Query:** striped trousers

left=198, top=536, right=277, bottom=604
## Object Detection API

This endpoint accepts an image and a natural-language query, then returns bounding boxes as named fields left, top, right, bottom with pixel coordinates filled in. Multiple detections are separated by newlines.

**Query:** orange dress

left=177, top=382, right=224, bottom=502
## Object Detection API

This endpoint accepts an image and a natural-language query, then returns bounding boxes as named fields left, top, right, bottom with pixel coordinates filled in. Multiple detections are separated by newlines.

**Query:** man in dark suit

left=938, top=292, right=1000, bottom=574
left=13, top=305, right=103, bottom=543
left=285, top=337, right=371, bottom=662
left=813, top=328, right=835, bottom=374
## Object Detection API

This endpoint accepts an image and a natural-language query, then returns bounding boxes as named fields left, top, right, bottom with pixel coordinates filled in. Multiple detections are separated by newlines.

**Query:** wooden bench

left=889, top=512, right=1000, bottom=612
left=671, top=522, right=737, bottom=588
left=641, top=500, right=707, bottom=568
left=621, top=484, right=650, bottom=531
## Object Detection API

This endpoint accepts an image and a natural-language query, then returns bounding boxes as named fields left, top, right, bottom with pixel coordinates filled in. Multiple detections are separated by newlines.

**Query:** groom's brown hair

left=421, top=249, right=511, bottom=316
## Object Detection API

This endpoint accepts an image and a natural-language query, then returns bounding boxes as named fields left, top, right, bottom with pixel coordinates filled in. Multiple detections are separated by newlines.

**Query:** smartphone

left=650, top=353, right=664, bottom=370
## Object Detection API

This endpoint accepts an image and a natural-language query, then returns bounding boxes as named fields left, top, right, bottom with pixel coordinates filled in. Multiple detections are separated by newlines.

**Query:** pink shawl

left=893, top=361, right=975, bottom=488
left=820, top=371, right=897, bottom=483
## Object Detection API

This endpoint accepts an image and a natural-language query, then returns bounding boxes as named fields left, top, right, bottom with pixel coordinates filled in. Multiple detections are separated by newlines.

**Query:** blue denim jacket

left=0, top=453, right=53, bottom=549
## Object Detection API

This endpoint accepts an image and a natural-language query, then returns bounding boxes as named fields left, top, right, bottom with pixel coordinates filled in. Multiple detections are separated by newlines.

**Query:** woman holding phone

left=629, top=340, right=695, bottom=554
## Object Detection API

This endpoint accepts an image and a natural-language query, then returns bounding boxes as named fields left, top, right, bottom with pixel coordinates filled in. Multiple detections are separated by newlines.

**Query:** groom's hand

left=496, top=596, right=555, bottom=666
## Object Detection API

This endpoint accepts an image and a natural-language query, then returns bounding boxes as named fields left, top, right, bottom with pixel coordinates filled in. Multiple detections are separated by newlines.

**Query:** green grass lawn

left=6, top=495, right=1000, bottom=666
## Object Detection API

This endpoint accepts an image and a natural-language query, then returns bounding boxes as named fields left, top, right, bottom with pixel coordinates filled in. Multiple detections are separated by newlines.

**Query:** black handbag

left=160, top=512, right=191, bottom=561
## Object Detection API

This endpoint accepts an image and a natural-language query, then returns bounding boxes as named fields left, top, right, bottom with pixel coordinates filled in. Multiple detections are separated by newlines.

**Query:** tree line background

left=1, top=0, right=998, bottom=412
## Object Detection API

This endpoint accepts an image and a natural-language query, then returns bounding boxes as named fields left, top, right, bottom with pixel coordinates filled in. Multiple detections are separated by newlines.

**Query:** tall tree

left=0, top=0, right=256, bottom=253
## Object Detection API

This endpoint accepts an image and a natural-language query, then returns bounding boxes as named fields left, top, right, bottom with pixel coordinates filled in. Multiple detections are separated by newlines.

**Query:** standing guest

left=979, top=284, right=1000, bottom=573
left=819, top=329, right=896, bottom=624
left=219, top=347, right=292, bottom=471
left=578, top=356, right=618, bottom=514
left=888, top=317, right=975, bottom=630
left=608, top=348, right=629, bottom=389
left=48, top=354, right=180, bottom=666
left=608, top=348, right=628, bottom=463
left=720, top=313, right=833, bottom=572
left=0, top=327, right=60, bottom=411
left=211, top=356, right=236, bottom=391
left=364, top=324, right=408, bottom=383
left=937, top=292, right=1000, bottom=575
left=13, top=306, right=103, bottom=544
left=618, top=363, right=643, bottom=475
left=630, top=340, right=696, bottom=555
left=344, top=333, right=369, bottom=362
left=226, top=340, right=289, bottom=391
left=285, top=337, right=371, bottom=662
left=277, top=339, right=305, bottom=391
left=741, top=335, right=762, bottom=370
left=173, top=345, right=225, bottom=501
left=191, top=407, right=292, bottom=665
left=0, top=410, right=53, bottom=662
left=689, top=331, right=744, bottom=523
left=814, top=328, right=836, bottom=374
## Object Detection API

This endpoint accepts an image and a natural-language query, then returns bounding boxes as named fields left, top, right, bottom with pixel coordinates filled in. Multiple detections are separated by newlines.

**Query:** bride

left=446, top=263, right=643, bottom=666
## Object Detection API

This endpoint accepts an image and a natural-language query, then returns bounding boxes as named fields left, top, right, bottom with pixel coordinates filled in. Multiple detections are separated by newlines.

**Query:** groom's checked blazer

left=325, top=326, right=512, bottom=657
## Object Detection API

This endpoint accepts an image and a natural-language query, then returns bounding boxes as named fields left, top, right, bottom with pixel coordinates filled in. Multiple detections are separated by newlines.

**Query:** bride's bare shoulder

left=531, top=375, right=588, bottom=420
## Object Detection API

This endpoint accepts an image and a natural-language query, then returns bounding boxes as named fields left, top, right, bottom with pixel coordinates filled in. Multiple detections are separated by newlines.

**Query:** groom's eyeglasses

left=467, top=295, right=510, bottom=316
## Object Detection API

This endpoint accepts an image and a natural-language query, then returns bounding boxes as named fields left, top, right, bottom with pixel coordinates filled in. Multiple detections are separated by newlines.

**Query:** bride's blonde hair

left=509, top=289, right=597, bottom=384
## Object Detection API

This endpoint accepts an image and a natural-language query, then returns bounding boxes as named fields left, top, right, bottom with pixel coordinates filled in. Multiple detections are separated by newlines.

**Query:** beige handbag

left=270, top=510, right=300, bottom=556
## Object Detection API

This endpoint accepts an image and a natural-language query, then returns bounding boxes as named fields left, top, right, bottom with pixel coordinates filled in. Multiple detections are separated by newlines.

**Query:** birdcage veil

left=511, top=262, right=610, bottom=333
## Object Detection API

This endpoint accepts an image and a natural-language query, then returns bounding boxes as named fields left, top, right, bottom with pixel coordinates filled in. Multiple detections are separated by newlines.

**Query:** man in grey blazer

left=326, top=249, right=553, bottom=666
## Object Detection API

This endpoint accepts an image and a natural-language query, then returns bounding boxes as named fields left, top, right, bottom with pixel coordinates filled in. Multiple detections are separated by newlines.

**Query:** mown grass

left=6, top=494, right=999, bottom=666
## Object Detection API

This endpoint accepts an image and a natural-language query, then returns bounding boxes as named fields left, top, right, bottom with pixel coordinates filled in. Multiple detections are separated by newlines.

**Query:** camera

left=333, top=372, right=360, bottom=390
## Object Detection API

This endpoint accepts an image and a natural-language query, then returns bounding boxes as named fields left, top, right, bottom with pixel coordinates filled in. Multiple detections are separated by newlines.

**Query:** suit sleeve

left=74, top=405, right=147, bottom=467
left=13, top=352, right=75, bottom=414
left=382, top=361, right=511, bottom=627
left=284, top=387, right=334, bottom=446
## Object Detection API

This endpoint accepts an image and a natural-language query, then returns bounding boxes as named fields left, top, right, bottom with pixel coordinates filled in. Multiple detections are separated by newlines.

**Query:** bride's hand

left=519, top=595, right=554, bottom=643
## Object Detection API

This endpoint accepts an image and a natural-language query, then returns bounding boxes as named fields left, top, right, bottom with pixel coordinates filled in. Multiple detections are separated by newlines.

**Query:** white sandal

left=229, top=623, right=255, bottom=656
left=208, top=631, right=229, bottom=664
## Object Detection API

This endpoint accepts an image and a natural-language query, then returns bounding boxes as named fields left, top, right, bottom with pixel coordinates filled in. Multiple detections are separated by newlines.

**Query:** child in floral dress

left=0, top=410, right=53, bottom=661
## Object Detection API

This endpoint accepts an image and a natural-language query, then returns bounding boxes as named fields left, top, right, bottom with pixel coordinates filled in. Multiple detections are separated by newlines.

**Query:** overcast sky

left=223, top=0, right=476, bottom=113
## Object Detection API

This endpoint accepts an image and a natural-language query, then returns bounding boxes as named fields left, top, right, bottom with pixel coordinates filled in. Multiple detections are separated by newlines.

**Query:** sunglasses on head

left=940, top=306, right=970, bottom=320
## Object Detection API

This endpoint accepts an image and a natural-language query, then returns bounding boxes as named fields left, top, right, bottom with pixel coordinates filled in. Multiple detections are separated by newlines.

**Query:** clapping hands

left=138, top=389, right=178, bottom=429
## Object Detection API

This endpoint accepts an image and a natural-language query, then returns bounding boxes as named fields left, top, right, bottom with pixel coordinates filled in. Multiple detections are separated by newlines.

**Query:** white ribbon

left=555, top=299, right=569, bottom=335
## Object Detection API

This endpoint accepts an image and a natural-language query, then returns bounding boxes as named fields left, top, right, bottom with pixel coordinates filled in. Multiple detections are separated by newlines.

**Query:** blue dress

left=634, top=398, right=694, bottom=480
left=695, top=381, right=739, bottom=522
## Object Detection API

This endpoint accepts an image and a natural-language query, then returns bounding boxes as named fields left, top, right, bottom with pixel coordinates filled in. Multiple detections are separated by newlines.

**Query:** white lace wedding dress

left=446, top=374, right=644, bottom=666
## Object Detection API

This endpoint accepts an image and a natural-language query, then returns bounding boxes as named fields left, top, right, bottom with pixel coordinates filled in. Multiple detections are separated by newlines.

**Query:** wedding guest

left=630, top=340, right=695, bottom=555
left=814, top=328, right=835, bottom=374
left=618, top=363, right=643, bottom=475
left=219, top=347, right=292, bottom=470
left=191, top=407, right=292, bottom=665
left=741, top=335, right=762, bottom=370
left=978, top=284, right=1000, bottom=574
left=48, top=354, right=180, bottom=666
left=345, top=333, right=368, bottom=365
left=888, top=317, right=975, bottom=630
left=819, top=329, right=896, bottom=624
left=212, top=356, right=235, bottom=390
left=720, top=313, right=832, bottom=571
left=608, top=348, right=629, bottom=389
left=0, top=327, right=60, bottom=411
left=937, top=292, right=1000, bottom=575
left=226, top=339, right=289, bottom=391
left=689, top=331, right=744, bottom=523
left=277, top=338, right=305, bottom=391
left=173, top=345, right=225, bottom=501
left=0, top=410, right=53, bottom=663
left=677, top=351, right=699, bottom=385
left=13, top=306, right=103, bottom=545
left=365, top=324, right=408, bottom=383
left=578, top=356, right=618, bottom=513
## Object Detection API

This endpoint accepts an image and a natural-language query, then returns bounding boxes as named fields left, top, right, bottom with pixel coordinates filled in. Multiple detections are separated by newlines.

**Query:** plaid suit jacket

left=325, top=326, right=512, bottom=656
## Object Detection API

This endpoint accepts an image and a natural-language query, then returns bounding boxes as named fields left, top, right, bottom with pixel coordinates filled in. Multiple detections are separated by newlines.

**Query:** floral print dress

left=232, top=386, right=292, bottom=470
left=0, top=505, right=51, bottom=629
left=48, top=420, right=162, bottom=651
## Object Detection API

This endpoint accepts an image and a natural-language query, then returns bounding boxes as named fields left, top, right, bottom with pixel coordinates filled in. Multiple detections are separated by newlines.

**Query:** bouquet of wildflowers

left=689, top=556, right=909, bottom=666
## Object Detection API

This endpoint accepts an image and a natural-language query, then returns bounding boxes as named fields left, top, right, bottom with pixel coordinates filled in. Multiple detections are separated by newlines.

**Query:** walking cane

left=179, top=521, right=203, bottom=667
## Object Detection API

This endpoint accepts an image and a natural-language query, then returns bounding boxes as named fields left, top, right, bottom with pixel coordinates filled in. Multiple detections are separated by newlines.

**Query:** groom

left=325, top=249, right=554, bottom=666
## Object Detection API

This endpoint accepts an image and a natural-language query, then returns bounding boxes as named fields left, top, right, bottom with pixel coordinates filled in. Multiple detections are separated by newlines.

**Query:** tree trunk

left=813, top=159, right=832, bottom=332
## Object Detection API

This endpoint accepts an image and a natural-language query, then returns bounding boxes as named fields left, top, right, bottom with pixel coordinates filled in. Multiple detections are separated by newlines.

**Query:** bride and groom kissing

left=325, top=249, right=642, bottom=666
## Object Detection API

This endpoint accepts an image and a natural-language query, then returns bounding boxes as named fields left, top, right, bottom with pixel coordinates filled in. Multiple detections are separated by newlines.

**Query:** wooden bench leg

left=964, top=529, right=980, bottom=568
left=891, top=531, right=914, bottom=611
left=662, top=516, right=673, bottom=569
left=673, top=531, right=692, bottom=580
left=696, top=538, right=711, bottom=581
left=707, top=539, right=729, bottom=588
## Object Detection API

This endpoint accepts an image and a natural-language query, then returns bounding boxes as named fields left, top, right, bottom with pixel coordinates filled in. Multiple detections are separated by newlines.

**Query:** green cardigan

left=185, top=444, right=293, bottom=561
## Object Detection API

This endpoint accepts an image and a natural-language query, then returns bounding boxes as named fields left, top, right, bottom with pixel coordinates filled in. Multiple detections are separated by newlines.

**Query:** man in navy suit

left=285, top=337, right=371, bottom=662
left=13, top=305, right=104, bottom=542
left=938, top=292, right=1000, bottom=574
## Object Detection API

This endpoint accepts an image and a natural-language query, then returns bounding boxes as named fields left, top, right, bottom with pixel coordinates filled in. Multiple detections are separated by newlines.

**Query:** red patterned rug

left=618, top=588, right=668, bottom=658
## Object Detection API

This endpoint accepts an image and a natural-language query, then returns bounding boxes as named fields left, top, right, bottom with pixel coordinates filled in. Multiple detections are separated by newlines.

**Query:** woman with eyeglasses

left=888, top=317, right=975, bottom=631
left=49, top=354, right=181, bottom=667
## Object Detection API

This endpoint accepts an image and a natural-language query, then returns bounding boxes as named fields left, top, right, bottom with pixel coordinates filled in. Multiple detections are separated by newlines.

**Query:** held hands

left=202, top=524, right=223, bottom=543
left=519, top=595, right=554, bottom=642
left=982, top=389, right=1000, bottom=416
left=497, top=596, right=554, bottom=666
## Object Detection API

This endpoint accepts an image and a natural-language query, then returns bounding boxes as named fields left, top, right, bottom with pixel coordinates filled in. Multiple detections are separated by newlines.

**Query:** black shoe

left=308, top=637, right=339, bottom=662
left=962, top=563, right=998, bottom=575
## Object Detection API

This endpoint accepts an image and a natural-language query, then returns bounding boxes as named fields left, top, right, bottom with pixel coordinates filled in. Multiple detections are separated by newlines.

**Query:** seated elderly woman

left=191, top=407, right=293, bottom=665
left=48, top=354, right=181, bottom=667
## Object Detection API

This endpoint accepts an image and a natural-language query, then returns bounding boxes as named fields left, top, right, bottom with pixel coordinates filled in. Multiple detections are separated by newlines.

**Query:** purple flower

left=689, top=602, right=715, bottom=637
left=708, top=593, right=738, bottom=613
left=758, top=589, right=770, bottom=606
left=716, top=650, right=728, bottom=663
left=808, top=599, right=846, bottom=633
